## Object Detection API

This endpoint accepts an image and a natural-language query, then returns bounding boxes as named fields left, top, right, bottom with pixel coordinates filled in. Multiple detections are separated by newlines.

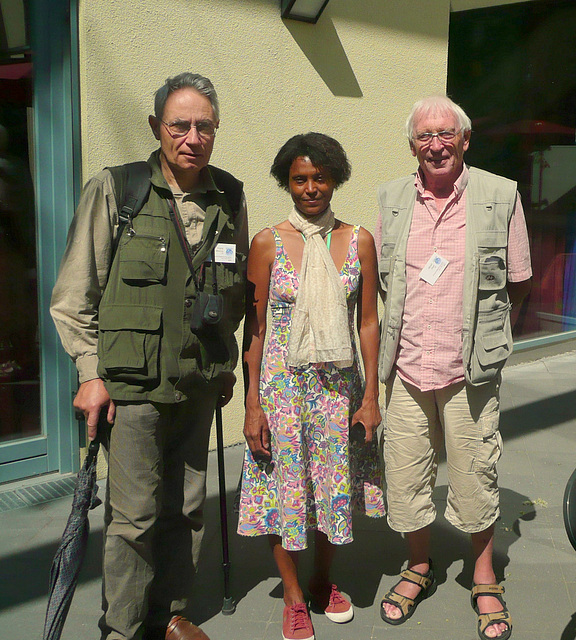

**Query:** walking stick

left=215, top=404, right=236, bottom=614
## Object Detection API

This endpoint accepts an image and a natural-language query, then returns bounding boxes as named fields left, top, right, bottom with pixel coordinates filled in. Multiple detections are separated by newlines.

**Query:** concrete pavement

left=2, top=350, right=576, bottom=640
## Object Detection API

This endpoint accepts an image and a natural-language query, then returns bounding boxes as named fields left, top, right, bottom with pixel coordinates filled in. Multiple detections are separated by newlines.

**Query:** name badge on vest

left=420, top=251, right=449, bottom=285
left=214, top=243, right=236, bottom=263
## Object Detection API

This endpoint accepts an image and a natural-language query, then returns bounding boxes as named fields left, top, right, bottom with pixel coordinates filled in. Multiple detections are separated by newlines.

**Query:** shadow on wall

left=278, top=0, right=449, bottom=98
left=283, top=18, right=363, bottom=98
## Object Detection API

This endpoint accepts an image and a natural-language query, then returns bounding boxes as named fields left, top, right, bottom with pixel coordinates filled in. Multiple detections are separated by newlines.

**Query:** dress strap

left=270, top=226, right=284, bottom=259
left=342, top=225, right=361, bottom=273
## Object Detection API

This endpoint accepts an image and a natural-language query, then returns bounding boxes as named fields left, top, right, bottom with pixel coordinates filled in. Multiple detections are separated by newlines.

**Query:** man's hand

left=351, top=395, right=381, bottom=444
left=73, top=378, right=115, bottom=441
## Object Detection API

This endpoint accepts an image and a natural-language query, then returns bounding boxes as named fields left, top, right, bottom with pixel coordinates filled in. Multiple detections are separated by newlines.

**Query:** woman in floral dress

left=238, top=133, right=384, bottom=640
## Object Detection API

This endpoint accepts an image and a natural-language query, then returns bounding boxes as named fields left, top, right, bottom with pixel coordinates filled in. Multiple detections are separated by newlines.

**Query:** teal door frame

left=0, top=0, right=81, bottom=483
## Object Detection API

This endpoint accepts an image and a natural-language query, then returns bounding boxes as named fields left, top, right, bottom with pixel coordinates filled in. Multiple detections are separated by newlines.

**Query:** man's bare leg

left=382, top=525, right=431, bottom=620
left=471, top=524, right=509, bottom=638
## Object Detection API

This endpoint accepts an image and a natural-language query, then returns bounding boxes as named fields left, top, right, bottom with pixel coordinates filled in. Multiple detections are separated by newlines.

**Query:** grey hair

left=154, top=72, right=220, bottom=120
left=405, top=95, right=472, bottom=139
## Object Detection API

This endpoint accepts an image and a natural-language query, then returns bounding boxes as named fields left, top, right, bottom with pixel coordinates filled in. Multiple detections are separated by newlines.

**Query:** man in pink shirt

left=375, top=96, right=531, bottom=640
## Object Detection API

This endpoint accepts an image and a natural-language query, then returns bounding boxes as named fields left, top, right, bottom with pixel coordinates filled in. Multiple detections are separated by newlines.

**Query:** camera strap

left=167, top=198, right=218, bottom=293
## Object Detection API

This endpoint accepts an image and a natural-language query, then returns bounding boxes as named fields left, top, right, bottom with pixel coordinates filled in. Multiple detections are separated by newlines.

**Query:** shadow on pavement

left=500, top=389, right=576, bottom=439
left=186, top=483, right=536, bottom=624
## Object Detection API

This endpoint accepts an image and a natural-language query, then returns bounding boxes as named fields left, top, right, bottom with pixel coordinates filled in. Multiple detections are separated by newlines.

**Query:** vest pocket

left=118, top=232, right=168, bottom=283
left=379, top=235, right=397, bottom=262
left=477, top=230, right=507, bottom=291
left=478, top=255, right=506, bottom=291
left=469, top=308, right=512, bottom=384
left=379, top=236, right=396, bottom=293
left=208, top=251, right=246, bottom=289
left=97, top=304, right=162, bottom=383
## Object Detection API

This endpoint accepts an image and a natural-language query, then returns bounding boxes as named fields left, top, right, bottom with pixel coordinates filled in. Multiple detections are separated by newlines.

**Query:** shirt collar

left=148, top=149, right=222, bottom=196
left=193, top=166, right=221, bottom=194
left=414, top=163, right=469, bottom=199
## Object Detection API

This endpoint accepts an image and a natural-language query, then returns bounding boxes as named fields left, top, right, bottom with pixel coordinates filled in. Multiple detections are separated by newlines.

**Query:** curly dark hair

left=270, top=132, right=351, bottom=190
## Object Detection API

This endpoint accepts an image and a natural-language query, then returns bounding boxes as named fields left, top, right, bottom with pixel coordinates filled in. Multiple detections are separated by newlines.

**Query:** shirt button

left=429, top=299, right=433, bottom=304
left=185, top=298, right=192, bottom=307
left=428, top=324, right=431, bottom=329
left=175, top=391, right=182, bottom=401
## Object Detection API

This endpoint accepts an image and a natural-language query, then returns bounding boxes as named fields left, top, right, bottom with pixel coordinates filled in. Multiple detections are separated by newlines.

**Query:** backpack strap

left=107, top=160, right=152, bottom=228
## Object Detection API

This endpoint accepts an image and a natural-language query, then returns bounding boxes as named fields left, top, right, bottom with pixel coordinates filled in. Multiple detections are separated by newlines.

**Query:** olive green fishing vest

left=96, top=153, right=246, bottom=402
left=377, top=166, right=517, bottom=386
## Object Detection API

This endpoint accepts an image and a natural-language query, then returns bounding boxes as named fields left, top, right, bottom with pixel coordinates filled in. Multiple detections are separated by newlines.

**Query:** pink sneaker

left=311, top=584, right=354, bottom=623
left=282, top=603, right=315, bottom=640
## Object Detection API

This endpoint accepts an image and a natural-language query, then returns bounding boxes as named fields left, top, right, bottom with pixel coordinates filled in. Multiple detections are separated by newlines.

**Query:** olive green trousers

left=99, top=381, right=221, bottom=640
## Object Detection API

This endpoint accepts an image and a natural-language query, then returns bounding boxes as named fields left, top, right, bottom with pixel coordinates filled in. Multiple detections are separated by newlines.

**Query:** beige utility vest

left=377, top=166, right=517, bottom=386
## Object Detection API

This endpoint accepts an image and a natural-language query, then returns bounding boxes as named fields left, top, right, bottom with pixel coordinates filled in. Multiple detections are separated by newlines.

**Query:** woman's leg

left=269, top=534, right=305, bottom=605
left=308, top=531, right=353, bottom=623
left=309, top=531, right=335, bottom=593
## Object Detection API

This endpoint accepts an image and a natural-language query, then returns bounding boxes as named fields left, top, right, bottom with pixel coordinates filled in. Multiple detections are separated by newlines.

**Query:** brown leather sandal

left=470, top=584, right=513, bottom=640
left=380, top=561, right=437, bottom=625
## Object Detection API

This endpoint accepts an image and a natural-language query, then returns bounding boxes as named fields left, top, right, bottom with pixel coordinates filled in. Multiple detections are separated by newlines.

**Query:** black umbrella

left=43, top=437, right=102, bottom=640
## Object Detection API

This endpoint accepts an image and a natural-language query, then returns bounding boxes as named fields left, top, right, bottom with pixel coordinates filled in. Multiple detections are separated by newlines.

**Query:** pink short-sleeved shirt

left=375, top=165, right=532, bottom=392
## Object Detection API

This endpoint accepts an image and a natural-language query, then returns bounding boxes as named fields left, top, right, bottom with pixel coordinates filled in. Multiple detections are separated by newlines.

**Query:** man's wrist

left=76, top=354, right=100, bottom=384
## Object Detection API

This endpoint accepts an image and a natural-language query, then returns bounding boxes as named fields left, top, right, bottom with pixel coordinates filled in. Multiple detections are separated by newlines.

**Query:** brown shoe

left=165, top=616, right=210, bottom=640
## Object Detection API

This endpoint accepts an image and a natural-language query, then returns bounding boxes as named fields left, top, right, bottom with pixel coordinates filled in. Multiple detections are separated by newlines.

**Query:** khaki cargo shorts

left=382, top=371, right=502, bottom=534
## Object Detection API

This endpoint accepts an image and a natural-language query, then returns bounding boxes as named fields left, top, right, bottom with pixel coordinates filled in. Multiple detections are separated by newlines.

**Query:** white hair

left=405, top=95, right=472, bottom=139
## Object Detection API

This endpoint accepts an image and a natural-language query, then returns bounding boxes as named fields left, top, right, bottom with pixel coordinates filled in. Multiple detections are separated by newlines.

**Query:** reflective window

left=0, top=0, right=40, bottom=443
left=448, top=0, right=576, bottom=340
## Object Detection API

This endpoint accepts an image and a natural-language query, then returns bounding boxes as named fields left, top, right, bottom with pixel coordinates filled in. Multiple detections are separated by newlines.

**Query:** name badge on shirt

left=214, top=243, right=236, bottom=264
left=420, top=252, right=449, bottom=285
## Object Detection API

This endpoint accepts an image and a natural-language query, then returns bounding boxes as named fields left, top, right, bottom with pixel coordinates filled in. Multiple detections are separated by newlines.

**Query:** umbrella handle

left=86, top=436, right=100, bottom=465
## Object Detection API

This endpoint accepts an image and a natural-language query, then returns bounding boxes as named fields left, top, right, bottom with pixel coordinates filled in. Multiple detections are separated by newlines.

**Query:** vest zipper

left=126, top=228, right=167, bottom=251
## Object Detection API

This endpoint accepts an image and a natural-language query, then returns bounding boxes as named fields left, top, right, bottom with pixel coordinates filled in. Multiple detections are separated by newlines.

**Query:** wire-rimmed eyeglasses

left=413, top=129, right=462, bottom=144
left=160, top=118, right=218, bottom=139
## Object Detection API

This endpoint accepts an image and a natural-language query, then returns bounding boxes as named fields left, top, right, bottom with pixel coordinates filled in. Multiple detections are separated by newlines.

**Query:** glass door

left=0, top=27, right=40, bottom=449
left=0, top=0, right=80, bottom=484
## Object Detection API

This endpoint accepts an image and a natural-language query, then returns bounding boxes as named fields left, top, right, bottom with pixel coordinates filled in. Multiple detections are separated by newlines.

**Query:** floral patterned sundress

left=237, top=225, right=385, bottom=551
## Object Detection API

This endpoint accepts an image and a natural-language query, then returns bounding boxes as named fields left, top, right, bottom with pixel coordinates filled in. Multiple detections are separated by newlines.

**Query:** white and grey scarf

left=286, top=205, right=353, bottom=369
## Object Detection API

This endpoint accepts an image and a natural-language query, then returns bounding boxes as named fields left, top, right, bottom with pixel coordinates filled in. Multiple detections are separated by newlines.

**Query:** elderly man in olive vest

left=51, top=73, right=248, bottom=640
left=375, top=95, right=531, bottom=640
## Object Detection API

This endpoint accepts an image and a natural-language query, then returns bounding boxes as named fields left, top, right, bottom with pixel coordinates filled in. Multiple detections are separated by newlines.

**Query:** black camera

left=254, top=451, right=274, bottom=475
left=349, top=422, right=366, bottom=444
left=189, top=291, right=223, bottom=333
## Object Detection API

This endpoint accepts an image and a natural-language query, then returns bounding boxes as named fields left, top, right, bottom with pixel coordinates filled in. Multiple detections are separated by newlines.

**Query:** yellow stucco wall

left=78, top=0, right=453, bottom=448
